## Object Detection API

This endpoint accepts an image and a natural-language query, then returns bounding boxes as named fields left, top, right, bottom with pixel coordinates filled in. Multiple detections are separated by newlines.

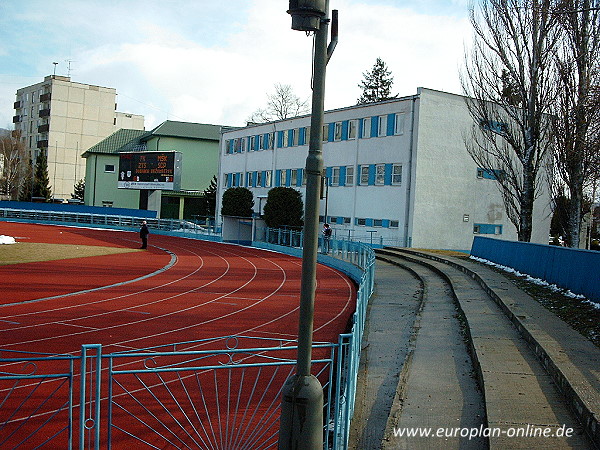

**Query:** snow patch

left=0, top=235, right=16, bottom=245
left=469, top=256, right=598, bottom=307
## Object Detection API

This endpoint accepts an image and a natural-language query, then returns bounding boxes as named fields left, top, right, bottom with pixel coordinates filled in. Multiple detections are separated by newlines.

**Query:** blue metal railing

left=0, top=215, right=375, bottom=449
left=253, top=227, right=376, bottom=448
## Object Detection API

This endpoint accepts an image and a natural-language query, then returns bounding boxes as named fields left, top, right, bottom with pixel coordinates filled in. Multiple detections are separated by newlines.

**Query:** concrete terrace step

left=379, top=248, right=599, bottom=449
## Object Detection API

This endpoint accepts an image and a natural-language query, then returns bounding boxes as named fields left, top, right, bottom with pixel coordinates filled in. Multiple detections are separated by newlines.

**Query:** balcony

left=12, top=115, right=21, bottom=123
left=39, top=109, right=50, bottom=118
left=38, top=124, right=50, bottom=133
left=37, top=140, right=49, bottom=149
left=40, top=93, right=51, bottom=102
left=14, top=101, right=21, bottom=109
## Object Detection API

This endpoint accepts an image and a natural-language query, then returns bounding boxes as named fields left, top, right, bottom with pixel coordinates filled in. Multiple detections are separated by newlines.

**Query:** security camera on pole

left=279, top=1, right=338, bottom=448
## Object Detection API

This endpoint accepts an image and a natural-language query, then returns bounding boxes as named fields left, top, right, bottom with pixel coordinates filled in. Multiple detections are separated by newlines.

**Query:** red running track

left=0, top=222, right=356, bottom=448
left=0, top=222, right=355, bottom=353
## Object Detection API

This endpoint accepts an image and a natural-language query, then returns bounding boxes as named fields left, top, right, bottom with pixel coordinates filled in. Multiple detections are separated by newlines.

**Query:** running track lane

left=0, top=222, right=356, bottom=448
left=0, top=222, right=356, bottom=353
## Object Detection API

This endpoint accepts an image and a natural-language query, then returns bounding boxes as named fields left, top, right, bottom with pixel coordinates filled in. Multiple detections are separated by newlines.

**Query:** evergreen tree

left=32, top=151, right=52, bottom=200
left=263, top=187, right=304, bottom=229
left=221, top=187, right=254, bottom=217
left=72, top=179, right=85, bottom=201
left=357, top=58, right=397, bottom=104
left=203, top=175, right=218, bottom=216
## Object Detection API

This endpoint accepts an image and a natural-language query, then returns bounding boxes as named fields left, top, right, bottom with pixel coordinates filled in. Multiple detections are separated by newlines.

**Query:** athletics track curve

left=0, top=222, right=357, bottom=448
left=0, top=222, right=355, bottom=354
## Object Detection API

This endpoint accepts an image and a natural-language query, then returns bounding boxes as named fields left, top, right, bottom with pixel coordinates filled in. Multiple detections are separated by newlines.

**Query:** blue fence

left=0, top=201, right=157, bottom=219
left=471, top=236, right=600, bottom=303
left=0, top=213, right=375, bottom=448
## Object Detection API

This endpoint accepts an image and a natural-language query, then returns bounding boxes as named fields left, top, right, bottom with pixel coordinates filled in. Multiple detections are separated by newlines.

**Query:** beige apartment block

left=13, top=75, right=144, bottom=199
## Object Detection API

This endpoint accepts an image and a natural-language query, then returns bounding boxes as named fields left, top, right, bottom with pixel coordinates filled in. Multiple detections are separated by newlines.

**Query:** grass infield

left=0, top=242, right=141, bottom=266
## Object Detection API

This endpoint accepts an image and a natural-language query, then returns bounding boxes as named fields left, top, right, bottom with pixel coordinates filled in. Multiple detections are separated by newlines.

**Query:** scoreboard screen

left=118, top=151, right=182, bottom=190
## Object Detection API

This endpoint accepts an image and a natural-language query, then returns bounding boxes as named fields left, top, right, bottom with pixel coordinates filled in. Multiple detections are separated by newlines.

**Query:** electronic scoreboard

left=118, top=151, right=182, bottom=190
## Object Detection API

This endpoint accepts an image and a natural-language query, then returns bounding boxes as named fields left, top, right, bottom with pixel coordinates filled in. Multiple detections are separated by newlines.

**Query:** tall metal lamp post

left=279, top=1, right=337, bottom=448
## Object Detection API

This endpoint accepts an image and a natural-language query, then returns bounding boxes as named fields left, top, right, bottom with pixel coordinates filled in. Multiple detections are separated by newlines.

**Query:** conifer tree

left=32, top=151, right=52, bottom=200
left=72, top=179, right=85, bottom=201
left=357, top=58, right=397, bottom=104
left=203, top=175, right=218, bottom=216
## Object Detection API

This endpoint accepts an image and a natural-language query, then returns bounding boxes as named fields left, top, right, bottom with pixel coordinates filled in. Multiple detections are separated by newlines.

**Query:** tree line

left=462, top=0, right=599, bottom=248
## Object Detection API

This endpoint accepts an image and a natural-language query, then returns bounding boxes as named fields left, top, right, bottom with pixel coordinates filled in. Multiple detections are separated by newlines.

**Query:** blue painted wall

left=0, top=201, right=157, bottom=218
left=471, top=236, right=600, bottom=303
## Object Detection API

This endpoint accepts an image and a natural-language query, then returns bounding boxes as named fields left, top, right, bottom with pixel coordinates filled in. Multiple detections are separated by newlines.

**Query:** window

left=395, top=113, right=405, bottom=135
left=102, top=201, right=113, bottom=207
left=305, top=126, right=311, bottom=145
left=302, top=170, right=307, bottom=185
left=249, top=135, right=255, bottom=151
left=477, top=167, right=505, bottom=181
left=322, top=124, right=328, bottom=142
left=356, top=218, right=366, bottom=226
left=378, top=116, right=386, bottom=137
left=279, top=170, right=287, bottom=187
left=257, top=171, right=263, bottom=187
left=345, top=166, right=354, bottom=185
left=348, top=120, right=357, bottom=139
left=282, top=130, right=289, bottom=148
left=268, top=132, right=275, bottom=149
left=247, top=172, right=254, bottom=187
left=292, top=129, right=299, bottom=146
left=265, top=171, right=272, bottom=187
left=360, top=166, right=369, bottom=185
left=331, top=167, right=340, bottom=186
left=362, top=118, right=371, bottom=138
left=390, top=220, right=399, bottom=228
left=334, top=122, right=342, bottom=141
left=392, top=164, right=402, bottom=185
left=291, top=169, right=298, bottom=186
left=104, top=164, right=115, bottom=173
left=375, top=164, right=385, bottom=185
left=344, top=217, right=351, bottom=224
left=480, top=119, right=508, bottom=135
left=474, top=224, right=503, bottom=235
left=374, top=219, right=383, bottom=227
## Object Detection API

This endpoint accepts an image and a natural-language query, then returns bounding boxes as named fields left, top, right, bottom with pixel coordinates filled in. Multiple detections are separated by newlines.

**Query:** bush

left=221, top=187, right=254, bottom=217
left=263, top=187, right=303, bottom=229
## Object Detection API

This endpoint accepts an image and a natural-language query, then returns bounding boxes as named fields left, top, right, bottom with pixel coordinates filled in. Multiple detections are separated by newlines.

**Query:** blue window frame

left=473, top=223, right=503, bottom=235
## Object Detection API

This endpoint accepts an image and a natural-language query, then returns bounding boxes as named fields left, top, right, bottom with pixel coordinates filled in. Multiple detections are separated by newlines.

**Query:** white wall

left=218, top=88, right=552, bottom=250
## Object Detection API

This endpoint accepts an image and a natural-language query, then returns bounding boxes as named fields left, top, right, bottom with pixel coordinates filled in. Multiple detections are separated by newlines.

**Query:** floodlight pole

left=279, top=1, right=336, bottom=448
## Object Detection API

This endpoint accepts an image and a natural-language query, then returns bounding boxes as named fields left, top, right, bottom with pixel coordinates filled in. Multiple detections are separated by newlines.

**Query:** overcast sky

left=0, top=0, right=472, bottom=131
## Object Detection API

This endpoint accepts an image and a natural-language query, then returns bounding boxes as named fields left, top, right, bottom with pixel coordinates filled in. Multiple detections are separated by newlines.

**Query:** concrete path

left=349, top=261, right=423, bottom=448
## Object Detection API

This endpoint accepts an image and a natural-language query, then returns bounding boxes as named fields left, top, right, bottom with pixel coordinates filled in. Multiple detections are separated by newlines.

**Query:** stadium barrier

left=471, top=235, right=600, bottom=303
left=0, top=212, right=375, bottom=449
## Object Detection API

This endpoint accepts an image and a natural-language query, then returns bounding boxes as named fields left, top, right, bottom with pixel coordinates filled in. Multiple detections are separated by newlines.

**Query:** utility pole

left=279, top=1, right=337, bottom=448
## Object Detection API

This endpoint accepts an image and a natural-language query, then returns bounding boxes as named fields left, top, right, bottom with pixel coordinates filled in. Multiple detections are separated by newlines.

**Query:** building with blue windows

left=217, top=88, right=551, bottom=250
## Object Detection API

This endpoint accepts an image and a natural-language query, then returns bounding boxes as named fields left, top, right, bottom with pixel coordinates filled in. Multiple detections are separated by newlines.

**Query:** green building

left=83, top=121, right=225, bottom=219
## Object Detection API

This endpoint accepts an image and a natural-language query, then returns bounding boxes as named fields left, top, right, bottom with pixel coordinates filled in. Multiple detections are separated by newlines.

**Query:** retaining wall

left=471, top=236, right=600, bottom=303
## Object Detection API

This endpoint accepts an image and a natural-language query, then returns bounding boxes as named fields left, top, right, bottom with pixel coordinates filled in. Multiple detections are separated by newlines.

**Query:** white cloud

left=0, top=0, right=472, bottom=131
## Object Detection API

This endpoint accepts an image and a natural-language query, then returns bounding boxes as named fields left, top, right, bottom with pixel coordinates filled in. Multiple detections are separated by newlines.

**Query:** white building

left=217, top=88, right=552, bottom=250
left=13, top=75, right=144, bottom=199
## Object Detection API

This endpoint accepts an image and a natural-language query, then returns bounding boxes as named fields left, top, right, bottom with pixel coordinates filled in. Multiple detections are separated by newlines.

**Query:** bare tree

left=549, top=0, right=600, bottom=247
left=461, top=0, right=560, bottom=241
left=248, top=83, right=309, bottom=123
left=0, top=130, right=29, bottom=200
